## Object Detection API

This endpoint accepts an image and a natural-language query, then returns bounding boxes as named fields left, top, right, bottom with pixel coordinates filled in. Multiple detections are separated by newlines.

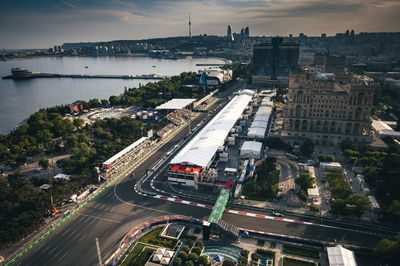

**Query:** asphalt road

left=13, top=83, right=242, bottom=265
left=12, top=82, right=398, bottom=265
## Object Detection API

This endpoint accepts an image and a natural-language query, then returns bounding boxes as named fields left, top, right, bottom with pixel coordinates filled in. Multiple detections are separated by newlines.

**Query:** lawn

left=283, top=245, right=320, bottom=259
left=140, top=226, right=178, bottom=249
left=121, top=243, right=145, bottom=266
left=121, top=226, right=178, bottom=266
left=283, top=257, right=317, bottom=266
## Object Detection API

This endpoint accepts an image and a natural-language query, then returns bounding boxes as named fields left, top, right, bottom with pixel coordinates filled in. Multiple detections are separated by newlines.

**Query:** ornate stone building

left=281, top=70, right=376, bottom=145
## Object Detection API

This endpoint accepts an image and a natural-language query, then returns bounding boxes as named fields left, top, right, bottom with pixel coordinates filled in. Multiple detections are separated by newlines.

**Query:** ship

left=10, top=67, right=38, bottom=78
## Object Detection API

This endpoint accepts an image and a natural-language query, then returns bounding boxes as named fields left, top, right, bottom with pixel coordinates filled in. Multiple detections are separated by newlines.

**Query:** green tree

left=73, top=118, right=84, bottom=129
left=188, top=252, right=199, bottom=262
left=348, top=194, right=371, bottom=217
left=191, top=246, right=202, bottom=255
left=178, top=251, right=188, bottom=260
left=38, top=157, right=50, bottom=169
left=180, top=245, right=190, bottom=253
left=198, top=255, right=208, bottom=266
left=88, top=98, right=101, bottom=108
left=376, top=235, right=400, bottom=262
left=387, top=200, right=400, bottom=222
left=300, top=139, right=314, bottom=156
left=184, top=261, right=194, bottom=266
left=296, top=173, right=315, bottom=191
left=222, top=258, right=236, bottom=266
left=174, top=257, right=183, bottom=266
left=100, top=99, right=109, bottom=106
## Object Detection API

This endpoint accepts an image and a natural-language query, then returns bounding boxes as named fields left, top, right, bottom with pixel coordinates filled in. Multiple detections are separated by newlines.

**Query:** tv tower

left=188, top=13, right=192, bottom=38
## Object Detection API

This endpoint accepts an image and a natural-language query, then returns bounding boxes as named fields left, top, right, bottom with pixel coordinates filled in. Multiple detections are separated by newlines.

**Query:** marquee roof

left=170, top=89, right=255, bottom=167
left=155, top=98, right=195, bottom=110
left=327, top=245, right=357, bottom=266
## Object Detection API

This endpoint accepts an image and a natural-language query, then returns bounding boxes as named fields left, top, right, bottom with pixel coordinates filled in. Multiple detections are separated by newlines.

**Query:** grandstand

left=168, top=89, right=255, bottom=188
left=155, top=98, right=196, bottom=139
left=101, top=137, right=152, bottom=178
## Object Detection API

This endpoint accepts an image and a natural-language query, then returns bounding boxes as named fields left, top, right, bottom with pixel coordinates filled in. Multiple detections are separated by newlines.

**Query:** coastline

left=1, top=54, right=230, bottom=62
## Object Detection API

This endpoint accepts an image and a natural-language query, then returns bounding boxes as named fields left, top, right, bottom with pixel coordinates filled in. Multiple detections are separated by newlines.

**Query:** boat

left=152, top=65, right=156, bottom=67
left=84, top=66, right=88, bottom=68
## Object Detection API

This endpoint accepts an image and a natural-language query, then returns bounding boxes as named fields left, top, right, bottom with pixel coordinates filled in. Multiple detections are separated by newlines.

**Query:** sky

left=1, top=0, right=400, bottom=49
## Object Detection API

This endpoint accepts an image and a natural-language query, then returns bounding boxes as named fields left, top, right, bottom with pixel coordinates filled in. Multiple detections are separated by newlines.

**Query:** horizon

left=1, top=0, right=400, bottom=49
left=3, top=30, right=400, bottom=51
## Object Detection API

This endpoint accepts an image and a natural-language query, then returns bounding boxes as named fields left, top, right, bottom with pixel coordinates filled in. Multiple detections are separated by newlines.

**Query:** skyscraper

left=244, top=26, right=249, bottom=38
left=227, top=25, right=234, bottom=41
left=252, top=37, right=300, bottom=86
left=188, top=13, right=192, bottom=38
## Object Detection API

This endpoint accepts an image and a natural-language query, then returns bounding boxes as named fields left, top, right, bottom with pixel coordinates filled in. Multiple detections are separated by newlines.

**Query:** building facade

left=281, top=70, right=376, bottom=145
left=252, top=37, right=299, bottom=87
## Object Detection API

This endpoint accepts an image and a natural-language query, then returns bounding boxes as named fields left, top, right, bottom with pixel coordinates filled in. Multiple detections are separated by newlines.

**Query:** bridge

left=205, top=188, right=240, bottom=240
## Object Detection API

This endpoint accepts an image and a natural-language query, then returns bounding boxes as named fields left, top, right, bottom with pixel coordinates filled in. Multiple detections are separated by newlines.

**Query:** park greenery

left=326, top=169, right=371, bottom=217
left=376, top=234, right=400, bottom=263
left=295, top=173, right=315, bottom=202
left=263, top=136, right=292, bottom=152
left=282, top=245, right=320, bottom=259
left=243, top=157, right=280, bottom=201
left=340, top=139, right=400, bottom=222
left=0, top=71, right=208, bottom=247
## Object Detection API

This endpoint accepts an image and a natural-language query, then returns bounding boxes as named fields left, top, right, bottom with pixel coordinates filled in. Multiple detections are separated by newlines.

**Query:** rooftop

left=155, top=98, right=195, bottom=110
left=170, top=89, right=255, bottom=168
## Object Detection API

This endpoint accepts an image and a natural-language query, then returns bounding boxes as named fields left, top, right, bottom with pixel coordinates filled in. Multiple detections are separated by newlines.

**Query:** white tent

left=155, top=248, right=166, bottom=256
left=170, top=89, right=255, bottom=168
left=156, top=99, right=195, bottom=110
left=152, top=254, right=163, bottom=263
left=327, top=245, right=357, bottom=266
left=163, top=250, right=174, bottom=258
left=240, top=141, right=263, bottom=159
left=160, top=257, right=171, bottom=265
left=53, top=173, right=71, bottom=181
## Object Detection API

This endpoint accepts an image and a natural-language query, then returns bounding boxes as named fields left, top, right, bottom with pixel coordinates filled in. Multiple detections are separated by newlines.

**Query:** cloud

left=0, top=0, right=399, bottom=48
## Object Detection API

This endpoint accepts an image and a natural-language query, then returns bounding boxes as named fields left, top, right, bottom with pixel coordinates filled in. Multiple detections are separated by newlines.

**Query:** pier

left=2, top=68, right=167, bottom=80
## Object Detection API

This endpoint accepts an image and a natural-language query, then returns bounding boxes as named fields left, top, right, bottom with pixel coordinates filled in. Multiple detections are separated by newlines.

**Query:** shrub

left=188, top=252, right=199, bottom=262
left=174, top=257, right=183, bottom=266
left=198, top=255, right=209, bottom=265
left=181, top=245, right=190, bottom=253
left=194, top=239, right=204, bottom=248
left=177, top=251, right=188, bottom=260
left=222, top=258, right=235, bottom=266
left=192, top=247, right=202, bottom=255
left=251, top=252, right=260, bottom=261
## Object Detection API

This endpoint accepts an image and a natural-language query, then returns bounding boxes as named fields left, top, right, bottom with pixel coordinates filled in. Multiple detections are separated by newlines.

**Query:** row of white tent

left=170, top=89, right=255, bottom=168
left=247, top=97, right=273, bottom=139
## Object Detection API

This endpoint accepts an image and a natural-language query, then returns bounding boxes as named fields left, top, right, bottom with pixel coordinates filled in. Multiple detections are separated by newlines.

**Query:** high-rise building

left=188, top=13, right=192, bottom=38
left=252, top=37, right=300, bottom=87
left=227, top=25, right=234, bottom=41
left=314, top=54, right=346, bottom=78
left=280, top=69, right=376, bottom=145
left=244, top=26, right=250, bottom=38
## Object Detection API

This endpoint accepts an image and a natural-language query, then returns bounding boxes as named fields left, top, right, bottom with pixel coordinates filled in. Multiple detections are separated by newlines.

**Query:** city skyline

left=1, top=0, right=400, bottom=49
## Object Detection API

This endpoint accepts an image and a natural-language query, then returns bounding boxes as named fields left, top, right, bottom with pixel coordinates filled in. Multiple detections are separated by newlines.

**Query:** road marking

left=40, top=244, right=52, bottom=254
left=47, top=246, right=57, bottom=255
left=52, top=249, right=63, bottom=259
left=79, top=234, right=87, bottom=242
left=71, top=232, right=82, bottom=241
left=79, top=213, right=121, bottom=224
left=58, top=251, right=69, bottom=261
left=60, top=228, right=71, bottom=237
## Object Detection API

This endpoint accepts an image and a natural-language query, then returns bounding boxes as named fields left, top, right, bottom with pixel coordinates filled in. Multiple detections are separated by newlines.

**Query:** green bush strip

left=282, top=257, right=317, bottom=266
left=283, top=245, right=320, bottom=259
